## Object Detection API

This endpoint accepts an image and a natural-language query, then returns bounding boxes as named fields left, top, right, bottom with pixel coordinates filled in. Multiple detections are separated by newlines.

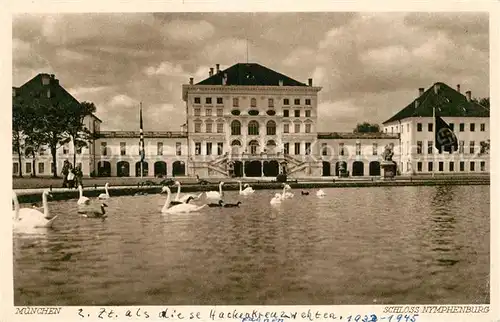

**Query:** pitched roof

left=196, top=63, right=308, bottom=86
left=383, top=82, right=490, bottom=124
left=14, top=73, right=102, bottom=122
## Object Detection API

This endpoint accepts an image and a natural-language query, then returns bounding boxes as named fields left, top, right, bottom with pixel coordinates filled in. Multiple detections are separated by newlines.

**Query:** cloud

left=161, top=20, right=215, bottom=43
left=12, top=12, right=489, bottom=133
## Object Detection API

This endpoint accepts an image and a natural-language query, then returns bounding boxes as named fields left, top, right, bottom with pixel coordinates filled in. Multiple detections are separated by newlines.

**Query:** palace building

left=12, top=64, right=489, bottom=178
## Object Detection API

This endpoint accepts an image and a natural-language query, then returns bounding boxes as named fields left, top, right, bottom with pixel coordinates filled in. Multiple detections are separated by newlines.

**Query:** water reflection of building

left=12, top=67, right=489, bottom=178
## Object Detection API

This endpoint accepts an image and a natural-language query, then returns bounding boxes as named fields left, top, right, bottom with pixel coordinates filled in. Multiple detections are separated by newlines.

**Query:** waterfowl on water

left=173, top=181, right=204, bottom=203
left=223, top=201, right=241, bottom=208
left=98, top=183, right=110, bottom=199
left=206, top=182, right=224, bottom=201
left=161, top=186, right=207, bottom=214
left=79, top=203, right=108, bottom=219
left=301, top=191, right=309, bottom=195
left=77, top=185, right=90, bottom=205
left=13, top=190, right=59, bottom=229
left=208, top=200, right=224, bottom=208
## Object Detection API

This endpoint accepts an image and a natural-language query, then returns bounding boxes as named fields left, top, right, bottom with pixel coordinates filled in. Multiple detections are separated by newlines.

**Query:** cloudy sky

left=12, top=12, right=489, bottom=132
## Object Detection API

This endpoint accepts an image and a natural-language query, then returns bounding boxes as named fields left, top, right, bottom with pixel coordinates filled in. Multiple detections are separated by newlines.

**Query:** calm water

left=13, top=185, right=490, bottom=305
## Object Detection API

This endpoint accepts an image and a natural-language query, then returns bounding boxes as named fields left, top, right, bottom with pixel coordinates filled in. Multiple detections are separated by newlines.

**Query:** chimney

left=308, top=78, right=313, bottom=86
left=189, top=77, right=194, bottom=85
left=418, top=87, right=424, bottom=96
left=433, top=83, right=440, bottom=94
left=41, top=74, right=50, bottom=85
left=216, top=64, right=220, bottom=74
left=456, top=84, right=461, bottom=93
left=466, top=90, right=471, bottom=102
left=209, top=68, right=214, bottom=77
left=279, top=80, right=283, bottom=86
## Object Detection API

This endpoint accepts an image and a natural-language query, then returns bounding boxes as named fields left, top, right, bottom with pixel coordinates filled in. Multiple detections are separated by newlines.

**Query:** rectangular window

left=194, top=123, right=201, bottom=133
left=176, top=142, right=181, bottom=156
left=417, top=141, right=422, bottom=154
left=294, top=98, right=300, bottom=105
left=119, top=142, right=126, bottom=156
left=470, top=123, right=475, bottom=132
left=233, top=97, right=239, bottom=107
left=449, top=123, right=454, bottom=131
left=459, top=123, right=464, bottom=131
left=428, top=162, right=433, bottom=172
left=305, top=123, right=311, bottom=133
left=427, top=141, right=433, bottom=154
left=38, top=162, right=44, bottom=174
left=321, top=143, right=328, bottom=156
left=439, top=162, right=444, bottom=172
left=294, top=142, right=300, bottom=155
left=305, top=99, right=311, bottom=105
left=428, top=123, right=433, bottom=132
left=194, top=97, right=201, bottom=104
left=470, top=161, right=475, bottom=171
left=339, top=143, right=345, bottom=156
left=417, top=162, right=422, bottom=172
left=294, top=110, right=300, bottom=117
left=283, top=110, right=289, bottom=117
left=283, top=123, right=289, bottom=133
left=417, top=123, right=422, bottom=132
left=283, top=98, right=289, bottom=105
left=480, top=161, right=485, bottom=171
left=205, top=97, right=212, bottom=105
left=217, top=142, right=223, bottom=156
left=217, top=123, right=224, bottom=133
left=469, top=141, right=475, bottom=154
left=13, top=162, right=18, bottom=175
left=26, top=162, right=31, bottom=173
left=459, top=141, right=464, bottom=153
left=101, top=142, right=107, bottom=156
left=157, top=142, right=163, bottom=156
left=205, top=109, right=212, bottom=116
left=216, top=108, right=223, bottom=117
left=268, top=98, right=274, bottom=107
left=294, top=123, right=300, bottom=133
left=216, top=97, right=223, bottom=105
left=284, top=143, right=289, bottom=155
left=460, top=161, right=465, bottom=171
left=407, top=124, right=409, bottom=132
left=206, top=142, right=212, bottom=155
left=305, top=142, right=311, bottom=155
left=372, top=143, right=378, bottom=155
left=449, top=161, right=454, bottom=172
left=194, top=108, right=201, bottom=116
left=480, top=123, right=485, bottom=131
left=206, top=123, right=212, bottom=133
left=63, top=144, right=69, bottom=155
left=356, top=142, right=361, bottom=156
left=195, top=142, right=201, bottom=155
left=305, top=110, right=311, bottom=117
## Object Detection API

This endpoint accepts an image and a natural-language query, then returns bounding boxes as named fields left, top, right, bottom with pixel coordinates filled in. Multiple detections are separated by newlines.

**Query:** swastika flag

left=435, top=114, right=458, bottom=153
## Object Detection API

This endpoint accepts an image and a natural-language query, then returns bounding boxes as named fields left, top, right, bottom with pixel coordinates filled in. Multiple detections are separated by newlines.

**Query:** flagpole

left=140, top=102, right=143, bottom=179
left=432, top=106, right=436, bottom=178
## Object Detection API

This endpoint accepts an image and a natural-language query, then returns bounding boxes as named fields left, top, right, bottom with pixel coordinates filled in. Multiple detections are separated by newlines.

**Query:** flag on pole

left=435, top=112, right=458, bottom=153
left=139, top=102, right=145, bottom=162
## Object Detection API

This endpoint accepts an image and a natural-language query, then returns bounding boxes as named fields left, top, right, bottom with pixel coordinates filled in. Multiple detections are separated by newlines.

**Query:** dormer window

left=250, top=98, right=257, bottom=107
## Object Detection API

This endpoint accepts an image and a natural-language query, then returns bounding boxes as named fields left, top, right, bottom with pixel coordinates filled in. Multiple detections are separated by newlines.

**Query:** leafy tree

left=353, top=122, right=381, bottom=133
left=65, top=101, right=97, bottom=167
left=472, top=97, right=490, bottom=109
left=12, top=95, right=27, bottom=177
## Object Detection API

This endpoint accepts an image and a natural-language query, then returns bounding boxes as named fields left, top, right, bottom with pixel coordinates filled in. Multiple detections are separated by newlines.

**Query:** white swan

left=13, top=190, right=58, bottom=229
left=282, top=183, right=294, bottom=199
left=316, top=189, right=326, bottom=197
left=77, top=185, right=90, bottom=205
left=98, top=183, right=110, bottom=199
left=173, top=181, right=204, bottom=202
left=161, top=186, right=207, bottom=214
left=270, top=193, right=282, bottom=205
left=205, top=181, right=224, bottom=201
left=238, top=181, right=254, bottom=195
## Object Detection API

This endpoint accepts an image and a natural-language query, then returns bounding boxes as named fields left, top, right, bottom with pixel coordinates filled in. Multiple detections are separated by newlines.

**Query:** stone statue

left=382, top=144, right=394, bottom=162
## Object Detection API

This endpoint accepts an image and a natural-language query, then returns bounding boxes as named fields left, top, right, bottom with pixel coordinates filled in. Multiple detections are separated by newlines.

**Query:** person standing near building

left=74, top=164, right=84, bottom=188
left=61, top=160, right=71, bottom=188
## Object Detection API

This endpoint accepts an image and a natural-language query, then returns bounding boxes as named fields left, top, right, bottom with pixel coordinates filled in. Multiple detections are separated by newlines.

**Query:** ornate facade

left=12, top=66, right=489, bottom=178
